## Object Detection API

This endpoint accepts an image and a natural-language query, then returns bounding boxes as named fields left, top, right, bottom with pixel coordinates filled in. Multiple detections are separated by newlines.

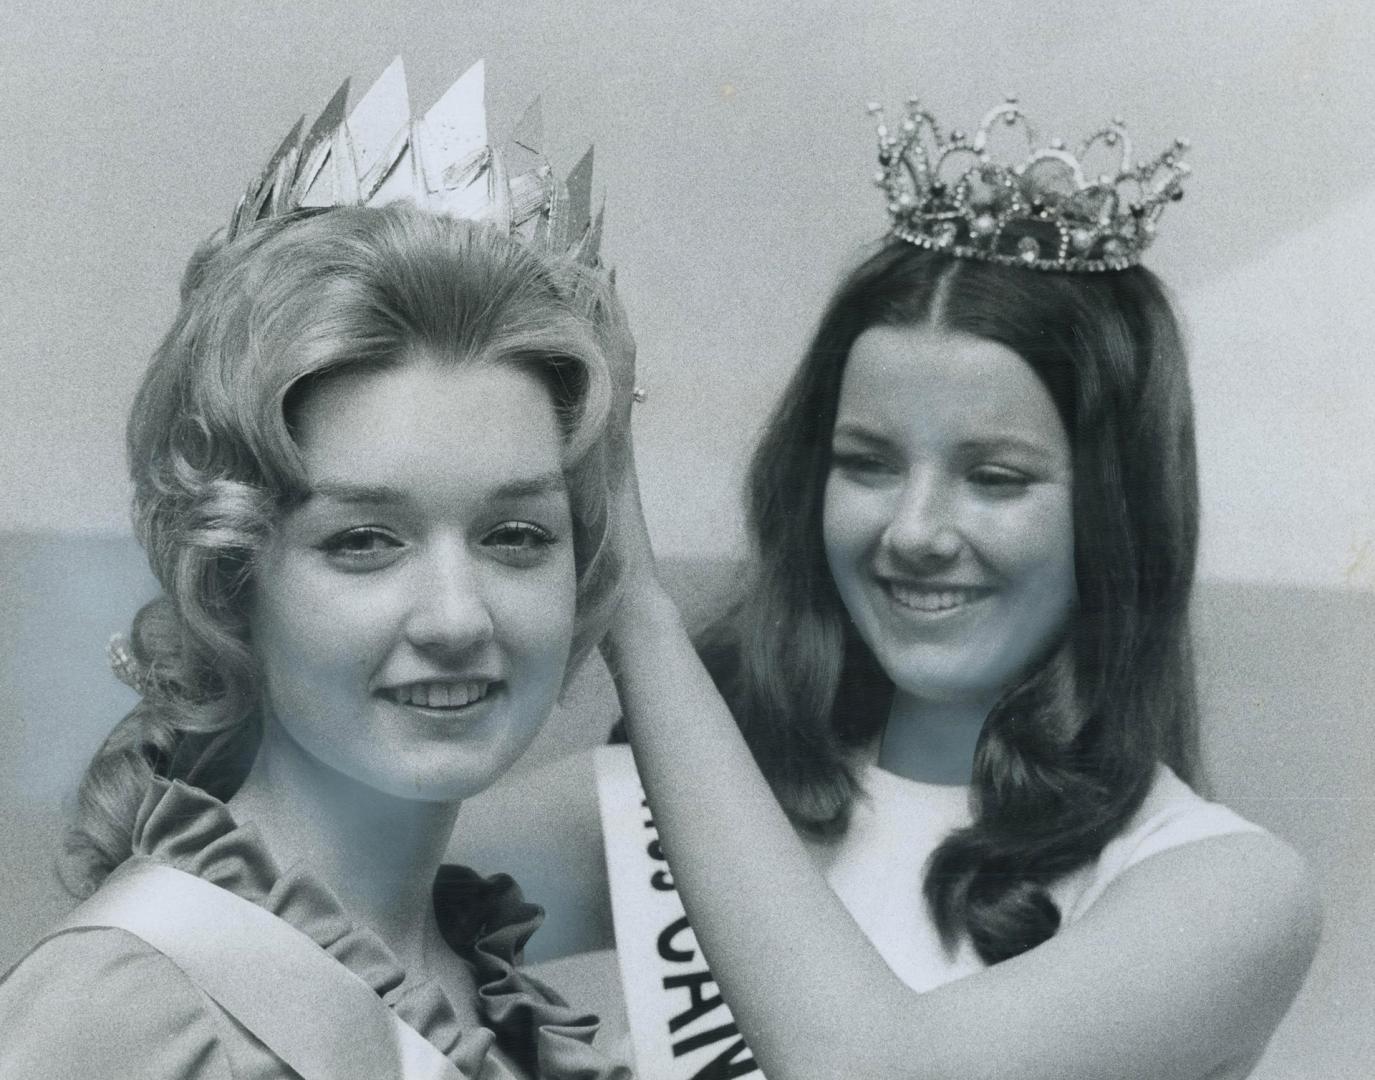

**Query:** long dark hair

left=705, top=239, right=1200, bottom=964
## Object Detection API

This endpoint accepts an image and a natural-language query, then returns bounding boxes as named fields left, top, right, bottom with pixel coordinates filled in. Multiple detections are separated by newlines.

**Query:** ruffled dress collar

left=129, top=778, right=626, bottom=1080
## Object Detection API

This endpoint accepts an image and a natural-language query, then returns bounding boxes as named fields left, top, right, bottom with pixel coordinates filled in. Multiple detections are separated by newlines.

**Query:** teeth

left=390, top=681, right=489, bottom=708
left=888, top=585, right=982, bottom=613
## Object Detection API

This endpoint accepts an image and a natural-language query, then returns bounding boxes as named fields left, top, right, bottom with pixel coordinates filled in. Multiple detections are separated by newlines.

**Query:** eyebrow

left=306, top=483, right=407, bottom=506
left=831, top=425, right=1059, bottom=462
left=955, top=436, right=1059, bottom=461
left=490, top=470, right=569, bottom=499
left=830, top=423, right=889, bottom=446
left=306, top=470, right=568, bottom=505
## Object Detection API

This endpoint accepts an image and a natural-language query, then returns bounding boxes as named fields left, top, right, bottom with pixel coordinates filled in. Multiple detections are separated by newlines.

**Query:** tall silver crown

left=870, top=93, right=1190, bottom=272
left=226, top=58, right=602, bottom=265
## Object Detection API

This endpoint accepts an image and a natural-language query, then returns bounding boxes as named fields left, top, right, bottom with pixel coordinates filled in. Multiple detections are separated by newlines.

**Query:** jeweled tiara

left=870, top=94, right=1189, bottom=272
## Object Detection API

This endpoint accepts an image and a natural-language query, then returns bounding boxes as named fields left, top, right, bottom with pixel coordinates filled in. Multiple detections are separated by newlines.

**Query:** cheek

left=822, top=479, right=879, bottom=571
left=1031, top=505, right=1076, bottom=589
left=821, top=495, right=855, bottom=599
left=250, top=565, right=391, bottom=695
left=979, top=491, right=1073, bottom=568
left=491, top=558, right=578, bottom=669
left=996, top=500, right=1077, bottom=624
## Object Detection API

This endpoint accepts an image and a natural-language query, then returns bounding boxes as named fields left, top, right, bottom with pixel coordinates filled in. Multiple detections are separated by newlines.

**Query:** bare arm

left=605, top=575, right=1321, bottom=1080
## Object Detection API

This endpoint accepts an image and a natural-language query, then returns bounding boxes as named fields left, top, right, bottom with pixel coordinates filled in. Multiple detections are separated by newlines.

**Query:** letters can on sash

left=595, top=746, right=762, bottom=1079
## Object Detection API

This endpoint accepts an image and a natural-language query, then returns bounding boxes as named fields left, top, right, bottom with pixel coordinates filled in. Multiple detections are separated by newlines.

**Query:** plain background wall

left=3, top=0, right=1374, bottom=578
left=2, top=1, right=1371, bottom=1076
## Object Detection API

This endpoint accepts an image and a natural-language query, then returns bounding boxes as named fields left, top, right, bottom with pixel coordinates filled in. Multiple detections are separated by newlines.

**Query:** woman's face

left=248, top=354, right=576, bottom=803
left=823, top=323, right=1076, bottom=709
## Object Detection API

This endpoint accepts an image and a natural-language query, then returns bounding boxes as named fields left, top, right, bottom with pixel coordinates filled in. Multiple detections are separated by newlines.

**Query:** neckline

left=126, top=776, right=619, bottom=1079
left=847, top=739, right=975, bottom=795
left=861, top=759, right=974, bottom=803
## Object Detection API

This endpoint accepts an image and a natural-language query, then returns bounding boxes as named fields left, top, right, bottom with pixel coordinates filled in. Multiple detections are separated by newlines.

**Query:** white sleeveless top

left=594, top=747, right=1265, bottom=1078
left=806, top=761, right=1264, bottom=991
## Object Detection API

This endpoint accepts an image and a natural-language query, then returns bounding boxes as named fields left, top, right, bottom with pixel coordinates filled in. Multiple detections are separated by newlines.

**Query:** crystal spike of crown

left=870, top=93, right=1190, bottom=272
left=226, top=58, right=603, bottom=265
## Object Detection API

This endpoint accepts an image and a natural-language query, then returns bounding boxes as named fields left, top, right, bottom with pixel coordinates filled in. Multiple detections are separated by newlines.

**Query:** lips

left=382, top=680, right=493, bottom=709
left=884, top=582, right=991, bottom=614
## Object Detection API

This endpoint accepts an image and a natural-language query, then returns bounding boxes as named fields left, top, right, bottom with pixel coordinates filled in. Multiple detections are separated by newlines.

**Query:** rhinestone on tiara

left=226, top=58, right=602, bottom=265
left=869, top=94, right=1190, bottom=272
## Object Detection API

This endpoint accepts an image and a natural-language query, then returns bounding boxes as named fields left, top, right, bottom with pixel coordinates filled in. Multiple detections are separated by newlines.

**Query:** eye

left=831, top=449, right=899, bottom=481
left=318, top=527, right=404, bottom=568
left=483, top=520, right=560, bottom=567
left=968, top=465, right=1033, bottom=493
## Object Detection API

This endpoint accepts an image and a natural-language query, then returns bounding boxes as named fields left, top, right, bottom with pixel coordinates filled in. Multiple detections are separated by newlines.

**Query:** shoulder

left=1113, top=770, right=1323, bottom=1016
left=1085, top=829, right=1321, bottom=1042
left=449, top=747, right=615, bottom=960
left=1015, top=779, right=1322, bottom=1073
left=1065, top=766, right=1318, bottom=959
left=1058, top=765, right=1268, bottom=921
left=0, top=926, right=233, bottom=1079
left=1106, top=824, right=1321, bottom=947
left=1129, top=765, right=1264, bottom=845
left=930, top=829, right=1321, bottom=1078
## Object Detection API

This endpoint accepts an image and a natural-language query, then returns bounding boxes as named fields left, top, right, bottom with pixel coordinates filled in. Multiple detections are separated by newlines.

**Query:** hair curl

left=66, top=205, right=630, bottom=894
left=703, top=240, right=1200, bottom=964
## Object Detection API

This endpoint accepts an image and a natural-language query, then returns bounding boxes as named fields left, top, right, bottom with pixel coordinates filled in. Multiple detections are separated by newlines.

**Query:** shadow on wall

left=0, top=531, right=1370, bottom=1078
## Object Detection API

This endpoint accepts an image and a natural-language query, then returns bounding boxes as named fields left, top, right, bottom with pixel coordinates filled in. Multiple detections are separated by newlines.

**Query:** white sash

left=595, top=745, right=762, bottom=1079
left=52, top=859, right=483, bottom=1080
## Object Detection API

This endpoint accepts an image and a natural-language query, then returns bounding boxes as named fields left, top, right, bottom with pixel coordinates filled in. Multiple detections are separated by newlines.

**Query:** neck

left=877, top=691, right=992, bottom=786
left=226, top=721, right=460, bottom=969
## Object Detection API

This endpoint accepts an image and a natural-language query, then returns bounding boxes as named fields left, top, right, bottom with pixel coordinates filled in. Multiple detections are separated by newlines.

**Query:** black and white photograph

left=1, top=2, right=1370, bottom=1077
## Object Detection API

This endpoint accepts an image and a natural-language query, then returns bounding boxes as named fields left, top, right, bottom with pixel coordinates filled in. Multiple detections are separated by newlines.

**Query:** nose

left=880, top=470, right=963, bottom=566
left=402, top=539, right=495, bottom=656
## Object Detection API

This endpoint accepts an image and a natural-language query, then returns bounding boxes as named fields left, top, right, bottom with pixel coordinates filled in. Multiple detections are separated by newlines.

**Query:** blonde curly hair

left=66, top=204, right=630, bottom=894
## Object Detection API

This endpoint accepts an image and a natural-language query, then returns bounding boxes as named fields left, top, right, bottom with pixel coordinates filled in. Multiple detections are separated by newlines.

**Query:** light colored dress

left=808, top=760, right=1265, bottom=991
left=0, top=778, right=630, bottom=1080
left=596, top=745, right=1265, bottom=1078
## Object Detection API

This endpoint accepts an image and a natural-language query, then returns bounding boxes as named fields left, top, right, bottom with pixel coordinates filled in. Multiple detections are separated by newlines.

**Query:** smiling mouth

left=382, top=681, right=493, bottom=709
left=884, top=583, right=991, bottom=614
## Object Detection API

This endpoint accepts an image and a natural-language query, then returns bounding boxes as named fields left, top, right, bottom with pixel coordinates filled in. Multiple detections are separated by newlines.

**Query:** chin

left=879, top=651, right=1001, bottom=705
left=362, top=771, right=498, bottom=804
left=337, top=746, right=528, bottom=804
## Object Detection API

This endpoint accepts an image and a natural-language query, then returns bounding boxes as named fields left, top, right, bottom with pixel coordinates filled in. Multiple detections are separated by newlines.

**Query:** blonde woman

left=0, top=64, right=634, bottom=1080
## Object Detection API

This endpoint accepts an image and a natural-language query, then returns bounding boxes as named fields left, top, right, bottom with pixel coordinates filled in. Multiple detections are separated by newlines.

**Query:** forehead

left=838, top=324, right=1065, bottom=445
left=292, top=357, right=564, bottom=499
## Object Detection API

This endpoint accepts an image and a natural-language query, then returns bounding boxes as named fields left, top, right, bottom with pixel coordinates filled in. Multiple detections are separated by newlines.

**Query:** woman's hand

left=595, top=273, right=638, bottom=457
left=591, top=274, right=659, bottom=598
